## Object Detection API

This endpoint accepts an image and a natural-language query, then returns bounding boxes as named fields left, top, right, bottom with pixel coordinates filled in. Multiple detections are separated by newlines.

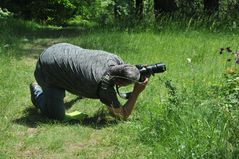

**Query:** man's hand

left=132, top=78, right=149, bottom=94
left=108, top=77, right=149, bottom=120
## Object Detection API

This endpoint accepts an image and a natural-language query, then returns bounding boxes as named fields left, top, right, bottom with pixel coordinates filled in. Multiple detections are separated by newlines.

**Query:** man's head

left=109, top=64, right=140, bottom=86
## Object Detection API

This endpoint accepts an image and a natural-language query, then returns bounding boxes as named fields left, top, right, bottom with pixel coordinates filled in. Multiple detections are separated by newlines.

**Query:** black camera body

left=116, top=63, right=166, bottom=99
left=136, top=63, right=166, bottom=82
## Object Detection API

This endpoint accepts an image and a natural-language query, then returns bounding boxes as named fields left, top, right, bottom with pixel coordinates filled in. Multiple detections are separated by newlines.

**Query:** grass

left=0, top=17, right=239, bottom=158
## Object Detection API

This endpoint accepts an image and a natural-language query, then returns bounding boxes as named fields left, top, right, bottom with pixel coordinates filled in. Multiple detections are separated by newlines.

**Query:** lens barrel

left=137, top=63, right=166, bottom=82
left=148, top=63, right=166, bottom=73
left=139, top=63, right=166, bottom=75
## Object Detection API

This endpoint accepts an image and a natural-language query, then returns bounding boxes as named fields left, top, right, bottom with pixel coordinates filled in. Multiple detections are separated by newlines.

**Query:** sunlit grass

left=0, top=18, right=239, bottom=158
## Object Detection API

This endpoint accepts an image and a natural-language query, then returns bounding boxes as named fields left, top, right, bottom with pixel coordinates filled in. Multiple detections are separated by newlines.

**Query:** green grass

left=0, top=17, right=239, bottom=158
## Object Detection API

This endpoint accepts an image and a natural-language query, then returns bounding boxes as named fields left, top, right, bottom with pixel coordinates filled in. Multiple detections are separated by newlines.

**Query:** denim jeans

left=32, top=61, right=66, bottom=120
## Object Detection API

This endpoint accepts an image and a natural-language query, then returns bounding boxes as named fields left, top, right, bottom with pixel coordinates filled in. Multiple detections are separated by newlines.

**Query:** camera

left=116, top=63, right=166, bottom=99
left=136, top=63, right=166, bottom=82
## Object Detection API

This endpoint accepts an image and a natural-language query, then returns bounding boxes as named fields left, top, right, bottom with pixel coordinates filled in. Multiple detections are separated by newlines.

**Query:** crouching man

left=30, top=43, right=148, bottom=120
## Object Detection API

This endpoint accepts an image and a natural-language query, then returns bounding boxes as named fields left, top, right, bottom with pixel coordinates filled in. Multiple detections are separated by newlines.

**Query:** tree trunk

left=154, top=0, right=177, bottom=18
left=204, top=0, right=219, bottom=15
left=114, top=0, right=121, bottom=20
left=136, top=0, right=143, bottom=20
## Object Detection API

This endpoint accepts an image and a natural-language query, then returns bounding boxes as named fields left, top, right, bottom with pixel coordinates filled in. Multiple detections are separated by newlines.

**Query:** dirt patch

left=21, top=38, right=63, bottom=66
left=19, top=38, right=61, bottom=62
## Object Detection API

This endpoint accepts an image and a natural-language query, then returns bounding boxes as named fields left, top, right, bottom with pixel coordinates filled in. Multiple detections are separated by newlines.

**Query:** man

left=30, top=43, right=148, bottom=120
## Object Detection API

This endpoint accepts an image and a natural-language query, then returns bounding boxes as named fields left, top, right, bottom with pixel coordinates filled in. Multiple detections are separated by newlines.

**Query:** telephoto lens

left=117, top=63, right=166, bottom=99
left=136, top=63, right=166, bottom=82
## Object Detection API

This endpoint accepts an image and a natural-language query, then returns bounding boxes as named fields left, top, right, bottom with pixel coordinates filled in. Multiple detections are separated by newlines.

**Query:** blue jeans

left=33, top=61, right=66, bottom=120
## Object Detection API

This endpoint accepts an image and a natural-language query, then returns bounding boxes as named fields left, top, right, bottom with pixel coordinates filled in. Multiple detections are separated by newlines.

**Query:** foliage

left=68, top=0, right=115, bottom=27
left=0, top=7, right=12, bottom=18
left=1, top=0, right=239, bottom=28
left=136, top=43, right=239, bottom=158
left=0, top=0, right=76, bottom=25
left=31, top=0, right=76, bottom=25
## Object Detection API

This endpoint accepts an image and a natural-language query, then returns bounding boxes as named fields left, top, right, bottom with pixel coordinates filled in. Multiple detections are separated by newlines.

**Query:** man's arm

left=108, top=78, right=148, bottom=120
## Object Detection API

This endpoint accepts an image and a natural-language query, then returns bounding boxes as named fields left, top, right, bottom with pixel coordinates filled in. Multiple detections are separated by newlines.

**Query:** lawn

left=0, top=18, right=239, bottom=158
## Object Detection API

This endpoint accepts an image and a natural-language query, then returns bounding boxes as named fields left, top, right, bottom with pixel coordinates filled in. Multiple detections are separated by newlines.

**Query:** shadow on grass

left=13, top=107, right=119, bottom=129
left=28, top=27, right=88, bottom=39
left=1, top=17, right=91, bottom=60
left=3, top=17, right=88, bottom=39
left=13, top=97, right=119, bottom=129
left=13, top=27, right=89, bottom=60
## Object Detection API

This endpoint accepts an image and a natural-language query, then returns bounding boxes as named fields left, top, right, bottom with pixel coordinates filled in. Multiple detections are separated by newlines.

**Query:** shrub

left=0, top=7, right=13, bottom=19
left=0, top=0, right=76, bottom=25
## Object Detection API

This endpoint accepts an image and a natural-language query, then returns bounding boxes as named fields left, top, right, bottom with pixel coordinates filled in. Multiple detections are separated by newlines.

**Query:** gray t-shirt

left=39, top=43, right=123, bottom=107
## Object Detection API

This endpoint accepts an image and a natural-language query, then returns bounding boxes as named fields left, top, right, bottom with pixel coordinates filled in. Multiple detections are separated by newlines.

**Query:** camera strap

left=99, top=71, right=134, bottom=100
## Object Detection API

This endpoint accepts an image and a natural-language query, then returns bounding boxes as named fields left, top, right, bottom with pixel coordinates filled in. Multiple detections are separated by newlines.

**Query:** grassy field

left=0, top=18, right=239, bottom=158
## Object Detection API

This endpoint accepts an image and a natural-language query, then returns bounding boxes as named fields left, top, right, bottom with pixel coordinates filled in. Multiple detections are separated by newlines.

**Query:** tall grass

left=0, top=17, right=239, bottom=158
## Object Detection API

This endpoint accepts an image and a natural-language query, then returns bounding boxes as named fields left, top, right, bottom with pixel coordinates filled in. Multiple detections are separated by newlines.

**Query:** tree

left=0, top=0, right=76, bottom=24
left=136, top=0, right=144, bottom=20
left=0, top=0, right=32, bottom=19
left=154, top=0, right=177, bottom=18
left=177, top=0, right=199, bottom=16
left=203, top=0, right=219, bottom=15
left=113, top=0, right=134, bottom=25
left=113, top=0, right=120, bottom=20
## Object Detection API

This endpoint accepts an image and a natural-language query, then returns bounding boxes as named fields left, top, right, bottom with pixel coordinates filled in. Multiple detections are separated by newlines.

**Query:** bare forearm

left=122, top=91, right=140, bottom=118
left=107, top=91, right=141, bottom=120
left=108, top=78, right=148, bottom=120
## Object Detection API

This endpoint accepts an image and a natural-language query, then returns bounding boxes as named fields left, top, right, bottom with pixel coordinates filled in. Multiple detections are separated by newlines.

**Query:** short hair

left=108, top=64, right=140, bottom=83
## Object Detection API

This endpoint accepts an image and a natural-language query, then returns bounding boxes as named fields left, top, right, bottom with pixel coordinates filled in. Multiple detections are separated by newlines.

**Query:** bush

left=136, top=47, right=239, bottom=158
left=31, top=0, right=76, bottom=25
left=0, top=0, right=76, bottom=25
left=0, top=7, right=12, bottom=18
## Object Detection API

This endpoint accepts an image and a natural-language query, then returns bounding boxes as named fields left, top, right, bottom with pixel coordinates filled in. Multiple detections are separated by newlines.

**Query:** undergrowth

left=137, top=47, right=239, bottom=158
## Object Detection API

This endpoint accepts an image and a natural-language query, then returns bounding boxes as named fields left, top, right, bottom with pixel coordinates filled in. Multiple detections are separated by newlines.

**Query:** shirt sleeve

left=107, top=56, right=124, bottom=67
left=98, top=73, right=121, bottom=108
